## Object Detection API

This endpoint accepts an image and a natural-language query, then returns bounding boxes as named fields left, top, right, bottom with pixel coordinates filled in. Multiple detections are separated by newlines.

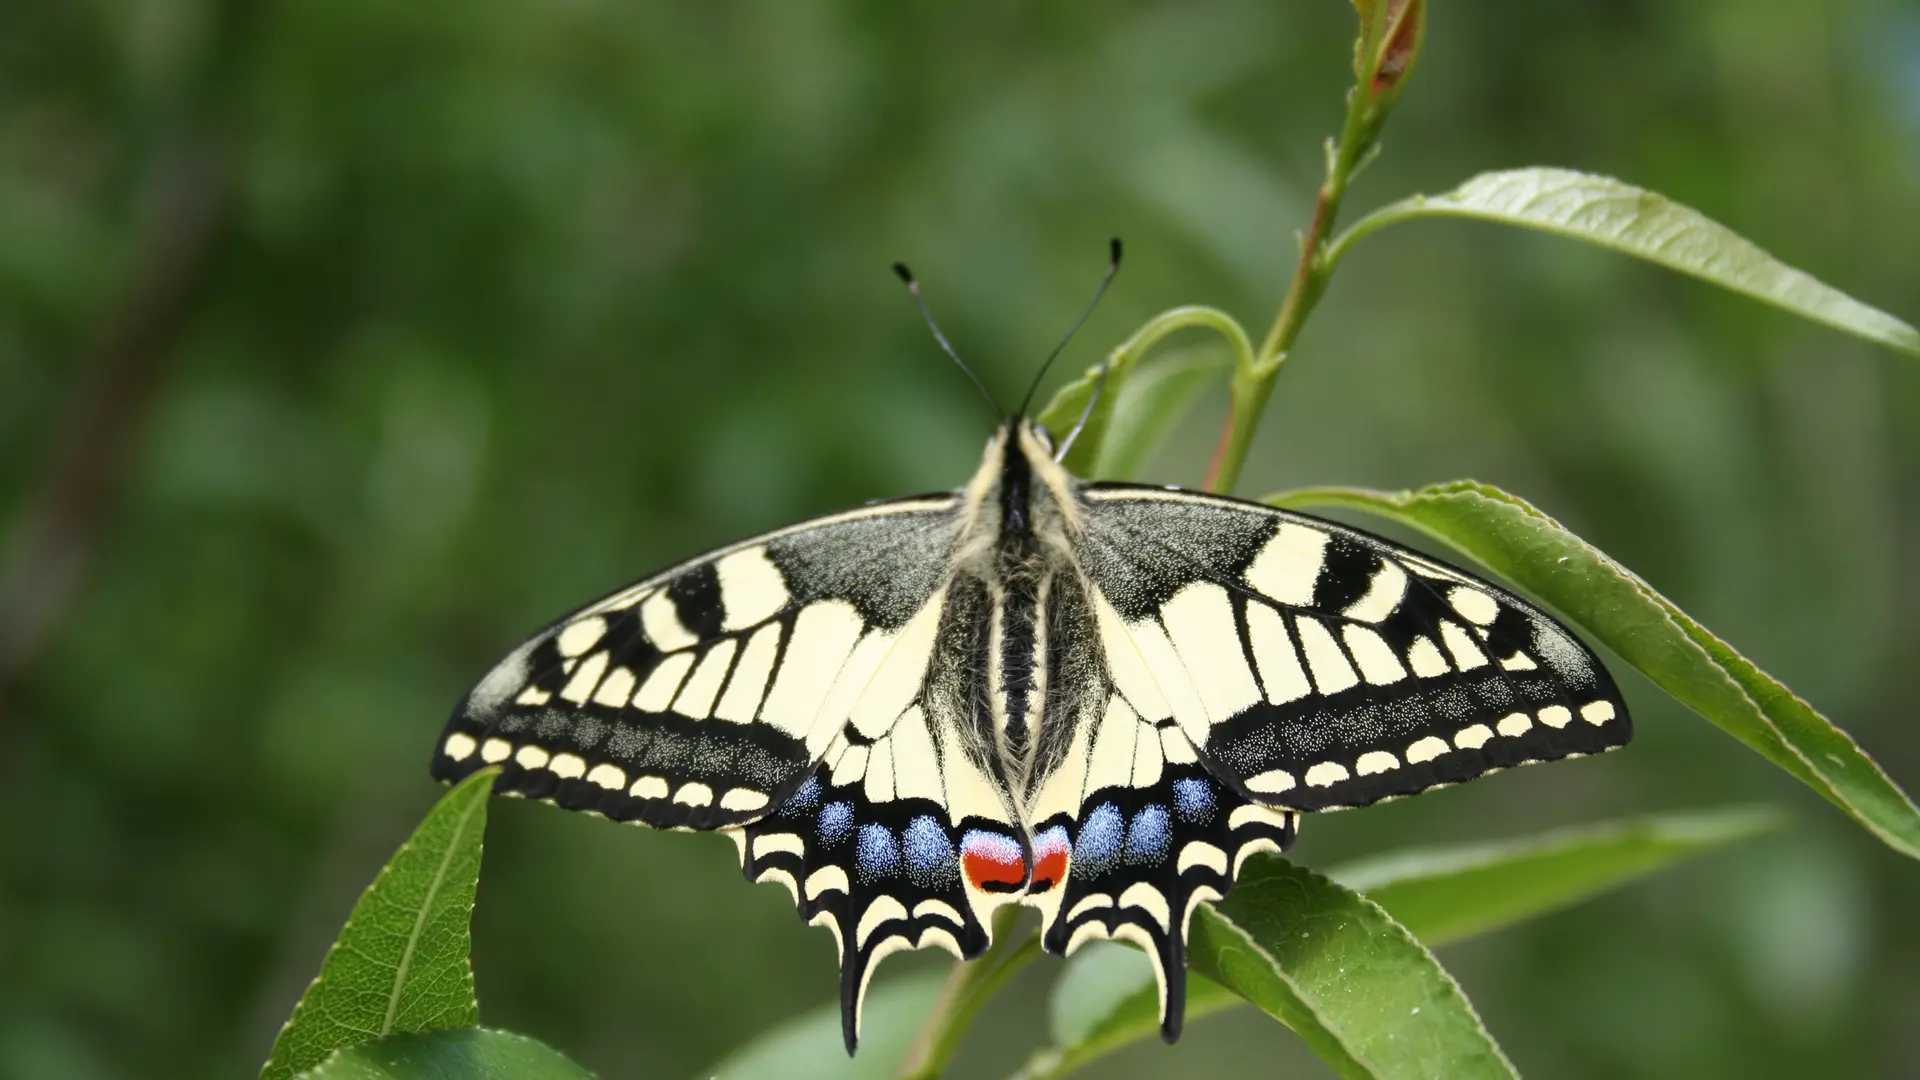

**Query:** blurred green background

left=4, top=2, right=1919, bottom=1077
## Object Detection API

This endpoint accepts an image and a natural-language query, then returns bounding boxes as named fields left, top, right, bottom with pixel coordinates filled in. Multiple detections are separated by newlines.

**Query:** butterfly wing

left=735, top=571, right=1033, bottom=1053
left=1018, top=484, right=1630, bottom=1039
left=1018, top=571, right=1300, bottom=1042
left=436, top=494, right=1031, bottom=1053
left=432, top=494, right=963, bottom=830
left=1072, top=484, right=1632, bottom=813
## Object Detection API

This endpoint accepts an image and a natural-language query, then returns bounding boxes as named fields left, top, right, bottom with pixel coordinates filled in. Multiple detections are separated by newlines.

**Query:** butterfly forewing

left=1072, top=485, right=1632, bottom=813
left=432, top=494, right=963, bottom=829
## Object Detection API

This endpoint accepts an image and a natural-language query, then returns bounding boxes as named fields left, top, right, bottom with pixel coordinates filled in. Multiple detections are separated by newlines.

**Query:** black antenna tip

left=1108, top=237, right=1124, bottom=266
left=892, top=262, right=915, bottom=286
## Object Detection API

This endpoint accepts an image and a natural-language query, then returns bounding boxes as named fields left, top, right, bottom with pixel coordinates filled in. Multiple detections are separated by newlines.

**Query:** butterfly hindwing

left=1032, top=748, right=1297, bottom=1041
left=1074, top=485, right=1632, bottom=813
left=737, top=568, right=1033, bottom=1052
left=735, top=770, right=990, bottom=1053
left=1019, top=573, right=1298, bottom=1040
left=432, top=495, right=962, bottom=829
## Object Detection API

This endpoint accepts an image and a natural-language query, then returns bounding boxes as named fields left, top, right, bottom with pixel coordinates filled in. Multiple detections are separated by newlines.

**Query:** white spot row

left=440, top=734, right=769, bottom=813
left=1241, top=699, right=1617, bottom=794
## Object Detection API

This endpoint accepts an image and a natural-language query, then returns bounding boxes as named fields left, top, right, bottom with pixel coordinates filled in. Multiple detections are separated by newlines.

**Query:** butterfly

left=431, top=249, right=1631, bottom=1055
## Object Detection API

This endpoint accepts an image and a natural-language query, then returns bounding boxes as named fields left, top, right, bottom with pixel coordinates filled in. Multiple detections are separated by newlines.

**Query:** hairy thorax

left=952, top=422, right=1090, bottom=812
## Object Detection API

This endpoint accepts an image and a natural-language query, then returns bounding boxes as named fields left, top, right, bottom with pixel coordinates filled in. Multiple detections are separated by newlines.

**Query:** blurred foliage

left=2, top=2, right=1918, bottom=1078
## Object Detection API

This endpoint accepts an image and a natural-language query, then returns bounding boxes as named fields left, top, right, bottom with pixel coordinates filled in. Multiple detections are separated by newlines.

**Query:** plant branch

left=1202, top=93, right=1374, bottom=494
left=0, top=140, right=229, bottom=727
left=896, top=908, right=1041, bottom=1080
left=1201, top=0, right=1425, bottom=493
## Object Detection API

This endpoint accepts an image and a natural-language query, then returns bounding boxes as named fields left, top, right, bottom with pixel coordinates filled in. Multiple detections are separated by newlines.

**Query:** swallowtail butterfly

left=433, top=425, right=1632, bottom=1050
left=433, top=256, right=1630, bottom=1053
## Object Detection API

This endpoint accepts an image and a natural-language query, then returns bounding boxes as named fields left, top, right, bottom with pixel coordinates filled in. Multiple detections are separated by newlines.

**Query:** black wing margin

left=432, top=494, right=960, bottom=829
left=1073, top=485, right=1631, bottom=813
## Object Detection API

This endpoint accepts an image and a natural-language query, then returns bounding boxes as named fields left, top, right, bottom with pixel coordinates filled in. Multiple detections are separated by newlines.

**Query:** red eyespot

left=1027, top=849, right=1068, bottom=893
left=1025, top=827, right=1072, bottom=894
left=961, top=831, right=1027, bottom=892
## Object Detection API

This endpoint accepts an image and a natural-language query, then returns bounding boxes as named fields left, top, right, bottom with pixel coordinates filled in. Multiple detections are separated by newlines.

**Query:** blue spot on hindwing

left=781, top=775, right=822, bottom=816
left=903, top=815, right=958, bottom=888
left=1032, top=824, right=1071, bottom=859
left=1172, top=778, right=1215, bottom=823
left=818, top=801, right=854, bottom=846
left=1074, top=803, right=1123, bottom=874
left=1125, top=805, right=1171, bottom=865
left=857, top=823, right=900, bottom=882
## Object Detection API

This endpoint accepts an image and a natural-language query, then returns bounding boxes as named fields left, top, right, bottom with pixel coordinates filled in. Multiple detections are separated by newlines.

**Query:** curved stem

left=896, top=909, right=1042, bottom=1080
left=1322, top=196, right=1426, bottom=275
left=1202, top=79, right=1380, bottom=494
left=1113, top=304, right=1257, bottom=371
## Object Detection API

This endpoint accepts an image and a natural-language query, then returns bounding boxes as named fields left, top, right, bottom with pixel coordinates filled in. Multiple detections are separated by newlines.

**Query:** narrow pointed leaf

left=1191, top=856, right=1518, bottom=1079
left=1033, top=806, right=1773, bottom=1079
left=292, top=1029, right=595, bottom=1080
left=707, top=973, right=947, bottom=1080
left=1331, top=168, right=1920, bottom=357
left=1272, top=482, right=1920, bottom=860
left=1330, top=805, right=1781, bottom=946
left=262, top=769, right=498, bottom=1080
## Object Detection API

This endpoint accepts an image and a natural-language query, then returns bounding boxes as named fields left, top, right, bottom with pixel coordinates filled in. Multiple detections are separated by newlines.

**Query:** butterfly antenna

left=894, top=262, right=1003, bottom=420
left=1018, top=237, right=1123, bottom=417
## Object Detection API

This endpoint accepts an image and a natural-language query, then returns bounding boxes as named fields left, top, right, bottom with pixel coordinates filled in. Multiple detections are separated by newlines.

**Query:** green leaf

left=292, top=1028, right=595, bottom=1080
left=262, top=769, right=498, bottom=1080
left=1330, top=805, right=1781, bottom=946
left=1272, top=482, right=1920, bottom=860
left=1328, top=168, right=1920, bottom=358
left=1029, top=806, right=1772, bottom=1079
left=1090, top=346, right=1229, bottom=481
left=706, top=972, right=947, bottom=1080
left=1036, top=306, right=1253, bottom=479
left=1037, top=861, right=1517, bottom=1080
left=1034, top=362, right=1106, bottom=477
left=1191, top=856, right=1517, bottom=1079
left=1038, top=345, right=1229, bottom=481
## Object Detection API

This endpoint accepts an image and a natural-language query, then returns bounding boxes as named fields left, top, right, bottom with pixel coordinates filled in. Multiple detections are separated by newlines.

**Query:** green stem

left=1322, top=197, right=1425, bottom=274
left=1003, top=1023, right=1156, bottom=1080
left=896, top=909, right=1042, bottom=1080
left=1114, top=305, right=1257, bottom=369
left=1202, top=82, right=1380, bottom=495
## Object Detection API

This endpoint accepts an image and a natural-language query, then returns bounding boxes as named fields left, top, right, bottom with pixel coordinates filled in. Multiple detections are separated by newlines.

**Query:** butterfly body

left=434, top=417, right=1630, bottom=1052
